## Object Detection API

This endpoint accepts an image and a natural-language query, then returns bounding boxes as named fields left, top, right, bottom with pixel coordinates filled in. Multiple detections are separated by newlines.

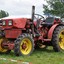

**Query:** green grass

left=0, top=47, right=64, bottom=64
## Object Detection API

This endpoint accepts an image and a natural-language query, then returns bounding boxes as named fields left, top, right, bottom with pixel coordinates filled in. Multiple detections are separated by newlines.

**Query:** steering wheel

left=34, top=14, right=44, bottom=20
left=34, top=14, right=45, bottom=28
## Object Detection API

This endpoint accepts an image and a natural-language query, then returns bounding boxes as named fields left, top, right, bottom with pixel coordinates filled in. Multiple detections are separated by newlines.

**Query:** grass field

left=0, top=46, right=64, bottom=64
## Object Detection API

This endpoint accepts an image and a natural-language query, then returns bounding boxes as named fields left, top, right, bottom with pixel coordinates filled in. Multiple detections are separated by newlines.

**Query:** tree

left=43, top=0, right=64, bottom=18
left=0, top=10, right=9, bottom=18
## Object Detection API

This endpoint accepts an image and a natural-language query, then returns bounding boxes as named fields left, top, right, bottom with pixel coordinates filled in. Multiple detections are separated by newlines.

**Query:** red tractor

left=0, top=6, right=64, bottom=56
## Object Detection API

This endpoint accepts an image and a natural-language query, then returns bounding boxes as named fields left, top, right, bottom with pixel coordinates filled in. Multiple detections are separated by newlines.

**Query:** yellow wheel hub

left=0, top=38, right=8, bottom=52
left=59, top=30, right=64, bottom=50
left=20, top=38, right=32, bottom=55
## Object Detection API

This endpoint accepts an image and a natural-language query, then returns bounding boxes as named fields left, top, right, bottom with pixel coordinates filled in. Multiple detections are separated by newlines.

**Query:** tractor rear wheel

left=52, top=26, right=64, bottom=52
left=14, top=34, right=34, bottom=56
left=0, top=37, right=10, bottom=53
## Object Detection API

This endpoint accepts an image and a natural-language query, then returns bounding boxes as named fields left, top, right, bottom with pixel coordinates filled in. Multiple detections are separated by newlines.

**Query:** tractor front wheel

left=14, top=34, right=34, bottom=56
left=52, top=26, right=64, bottom=52
left=0, top=38, right=10, bottom=53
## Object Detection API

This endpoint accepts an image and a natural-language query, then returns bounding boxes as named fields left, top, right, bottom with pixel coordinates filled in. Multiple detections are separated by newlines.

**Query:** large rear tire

left=14, top=34, right=34, bottom=56
left=52, top=26, right=64, bottom=52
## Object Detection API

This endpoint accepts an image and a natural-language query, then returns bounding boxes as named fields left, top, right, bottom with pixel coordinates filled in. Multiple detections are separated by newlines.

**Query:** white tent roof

left=0, top=15, right=31, bottom=20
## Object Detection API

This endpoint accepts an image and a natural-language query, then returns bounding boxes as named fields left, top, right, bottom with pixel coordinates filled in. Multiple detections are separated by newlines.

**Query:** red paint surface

left=2, top=18, right=28, bottom=29
left=13, top=18, right=27, bottom=28
left=5, top=29, right=21, bottom=38
left=43, top=39, right=51, bottom=42
left=48, top=24, right=59, bottom=39
left=2, top=42, right=14, bottom=50
left=8, top=43, right=14, bottom=50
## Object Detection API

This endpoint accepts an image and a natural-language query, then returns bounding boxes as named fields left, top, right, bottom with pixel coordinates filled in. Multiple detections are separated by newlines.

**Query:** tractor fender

left=48, top=24, right=59, bottom=39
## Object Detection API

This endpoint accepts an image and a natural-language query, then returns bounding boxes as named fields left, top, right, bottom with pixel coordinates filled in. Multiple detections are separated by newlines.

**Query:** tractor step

left=43, top=39, right=51, bottom=42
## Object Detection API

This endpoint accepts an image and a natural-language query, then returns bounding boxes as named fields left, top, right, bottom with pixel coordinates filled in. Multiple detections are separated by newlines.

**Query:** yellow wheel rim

left=20, top=38, right=32, bottom=55
left=59, top=30, right=64, bottom=50
left=0, top=38, right=8, bottom=52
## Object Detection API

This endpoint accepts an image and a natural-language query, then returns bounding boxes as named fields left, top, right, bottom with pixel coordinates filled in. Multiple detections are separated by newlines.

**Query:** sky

left=0, top=0, right=47, bottom=16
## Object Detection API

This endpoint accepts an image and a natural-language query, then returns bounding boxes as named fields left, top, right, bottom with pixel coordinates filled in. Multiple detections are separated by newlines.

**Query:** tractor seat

left=45, top=17, right=54, bottom=24
left=41, top=17, right=54, bottom=27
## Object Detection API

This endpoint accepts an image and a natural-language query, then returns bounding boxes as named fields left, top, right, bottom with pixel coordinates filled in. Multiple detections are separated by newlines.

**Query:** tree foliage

left=0, top=10, right=9, bottom=18
left=43, top=0, right=64, bottom=18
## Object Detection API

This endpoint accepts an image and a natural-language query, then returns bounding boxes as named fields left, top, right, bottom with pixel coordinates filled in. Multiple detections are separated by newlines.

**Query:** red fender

left=48, top=24, right=59, bottom=39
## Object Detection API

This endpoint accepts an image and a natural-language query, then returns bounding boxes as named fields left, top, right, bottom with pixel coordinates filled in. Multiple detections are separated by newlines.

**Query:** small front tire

left=14, top=34, right=34, bottom=56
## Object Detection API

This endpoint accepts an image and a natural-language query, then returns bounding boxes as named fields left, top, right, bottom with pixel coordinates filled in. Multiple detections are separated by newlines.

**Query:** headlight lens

left=2, top=21, right=6, bottom=25
left=8, top=20, right=12, bottom=25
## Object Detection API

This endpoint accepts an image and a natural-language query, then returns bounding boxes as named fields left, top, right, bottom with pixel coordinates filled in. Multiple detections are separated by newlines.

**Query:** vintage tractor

left=0, top=6, right=64, bottom=56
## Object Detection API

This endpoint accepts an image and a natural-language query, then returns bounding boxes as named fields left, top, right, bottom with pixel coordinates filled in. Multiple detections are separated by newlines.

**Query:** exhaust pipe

left=31, top=6, right=35, bottom=37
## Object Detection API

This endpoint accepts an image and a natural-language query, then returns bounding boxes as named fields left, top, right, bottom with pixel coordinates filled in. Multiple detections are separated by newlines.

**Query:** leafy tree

left=43, top=0, right=64, bottom=18
left=0, top=10, right=9, bottom=18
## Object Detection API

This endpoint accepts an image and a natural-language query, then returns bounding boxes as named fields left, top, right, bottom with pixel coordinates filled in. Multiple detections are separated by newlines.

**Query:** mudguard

left=48, top=24, right=59, bottom=39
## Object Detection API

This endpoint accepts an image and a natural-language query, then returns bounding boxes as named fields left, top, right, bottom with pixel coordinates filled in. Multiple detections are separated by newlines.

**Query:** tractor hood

left=1, top=17, right=31, bottom=29
left=13, top=18, right=28, bottom=28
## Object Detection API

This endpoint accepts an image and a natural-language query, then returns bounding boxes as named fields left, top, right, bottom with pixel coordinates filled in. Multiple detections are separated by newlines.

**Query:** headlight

left=2, top=21, right=6, bottom=25
left=8, top=20, right=12, bottom=25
